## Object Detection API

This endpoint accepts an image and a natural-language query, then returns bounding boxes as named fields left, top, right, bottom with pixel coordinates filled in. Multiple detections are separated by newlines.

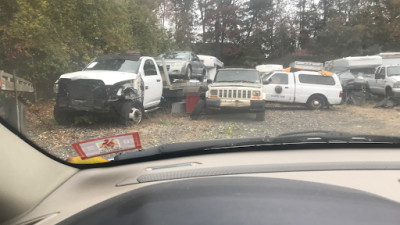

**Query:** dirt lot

left=25, top=101, right=400, bottom=160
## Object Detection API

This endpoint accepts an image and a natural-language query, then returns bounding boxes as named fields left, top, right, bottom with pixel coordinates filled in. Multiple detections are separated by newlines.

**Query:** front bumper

left=393, top=88, right=400, bottom=97
left=206, top=98, right=265, bottom=112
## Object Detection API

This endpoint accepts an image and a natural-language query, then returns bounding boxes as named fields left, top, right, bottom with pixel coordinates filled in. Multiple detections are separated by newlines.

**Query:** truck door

left=263, top=72, right=295, bottom=103
left=373, top=67, right=386, bottom=95
left=140, top=59, right=162, bottom=108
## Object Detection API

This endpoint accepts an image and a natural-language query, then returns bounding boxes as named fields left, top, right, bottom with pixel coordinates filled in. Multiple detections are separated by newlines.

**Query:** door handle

left=145, top=86, right=149, bottom=90
left=285, top=87, right=289, bottom=89
left=157, top=79, right=161, bottom=82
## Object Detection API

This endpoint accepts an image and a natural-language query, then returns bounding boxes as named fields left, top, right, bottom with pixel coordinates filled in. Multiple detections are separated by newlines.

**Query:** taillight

left=339, top=91, right=343, bottom=98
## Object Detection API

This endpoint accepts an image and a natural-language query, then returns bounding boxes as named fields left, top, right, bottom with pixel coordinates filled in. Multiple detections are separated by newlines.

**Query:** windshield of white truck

left=85, top=59, right=140, bottom=73
left=215, top=70, right=260, bottom=83
left=387, top=66, right=400, bottom=77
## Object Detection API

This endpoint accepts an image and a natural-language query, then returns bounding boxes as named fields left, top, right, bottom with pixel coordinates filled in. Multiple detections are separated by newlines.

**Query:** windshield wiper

left=114, top=131, right=400, bottom=161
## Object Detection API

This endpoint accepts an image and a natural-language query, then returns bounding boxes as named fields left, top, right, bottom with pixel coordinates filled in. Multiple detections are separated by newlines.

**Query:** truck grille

left=217, top=89, right=252, bottom=99
left=58, top=79, right=107, bottom=101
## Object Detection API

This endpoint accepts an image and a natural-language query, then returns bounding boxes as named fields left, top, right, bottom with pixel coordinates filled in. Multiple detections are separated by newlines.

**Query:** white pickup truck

left=366, top=65, right=400, bottom=97
left=263, top=70, right=343, bottom=109
left=54, top=54, right=163, bottom=125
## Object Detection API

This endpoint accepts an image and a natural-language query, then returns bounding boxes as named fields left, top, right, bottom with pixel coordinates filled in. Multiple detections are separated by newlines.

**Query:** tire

left=190, top=99, right=205, bottom=120
left=119, top=101, right=143, bottom=125
left=386, top=88, right=394, bottom=98
left=54, top=106, right=74, bottom=125
left=185, top=66, right=192, bottom=80
left=306, top=95, right=325, bottom=110
left=255, top=110, right=265, bottom=121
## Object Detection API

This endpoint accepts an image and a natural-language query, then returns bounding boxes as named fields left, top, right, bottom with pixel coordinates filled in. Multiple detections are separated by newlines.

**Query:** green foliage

left=0, top=0, right=169, bottom=99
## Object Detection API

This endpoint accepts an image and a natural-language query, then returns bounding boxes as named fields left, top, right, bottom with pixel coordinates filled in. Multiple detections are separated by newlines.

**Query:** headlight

left=53, top=83, right=59, bottom=94
left=252, top=90, right=261, bottom=97
left=210, top=90, right=218, bottom=96
left=394, top=82, right=400, bottom=88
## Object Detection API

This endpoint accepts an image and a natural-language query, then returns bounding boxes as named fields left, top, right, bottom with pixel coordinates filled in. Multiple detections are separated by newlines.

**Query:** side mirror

left=207, top=79, right=213, bottom=84
left=263, top=78, right=271, bottom=85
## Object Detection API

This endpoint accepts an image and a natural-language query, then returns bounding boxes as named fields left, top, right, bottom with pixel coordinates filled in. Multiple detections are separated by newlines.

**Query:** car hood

left=211, top=82, right=261, bottom=88
left=58, top=70, right=137, bottom=85
left=388, top=75, right=400, bottom=82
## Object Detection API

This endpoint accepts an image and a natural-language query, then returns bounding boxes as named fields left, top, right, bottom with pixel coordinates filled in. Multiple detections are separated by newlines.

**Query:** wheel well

left=307, top=94, right=329, bottom=105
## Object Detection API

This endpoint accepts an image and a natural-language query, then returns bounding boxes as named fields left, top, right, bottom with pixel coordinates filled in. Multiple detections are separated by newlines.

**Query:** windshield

left=349, top=68, right=376, bottom=78
left=161, top=52, right=190, bottom=60
left=387, top=66, right=400, bottom=77
left=85, top=59, right=140, bottom=73
left=1, top=0, right=400, bottom=165
left=215, top=70, right=260, bottom=83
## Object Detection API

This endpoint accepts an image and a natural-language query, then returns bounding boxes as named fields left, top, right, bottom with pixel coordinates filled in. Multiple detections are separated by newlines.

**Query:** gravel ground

left=25, top=101, right=400, bottom=160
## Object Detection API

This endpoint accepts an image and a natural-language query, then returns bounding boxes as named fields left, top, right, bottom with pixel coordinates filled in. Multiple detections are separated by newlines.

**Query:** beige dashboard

left=1, top=123, right=400, bottom=225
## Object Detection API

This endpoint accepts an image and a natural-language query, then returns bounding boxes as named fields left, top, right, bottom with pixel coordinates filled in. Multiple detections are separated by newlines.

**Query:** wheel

left=119, top=101, right=143, bottom=125
left=386, top=88, right=394, bottom=98
left=190, top=99, right=205, bottom=120
left=185, top=66, right=192, bottom=80
left=54, top=106, right=74, bottom=125
left=306, top=95, right=325, bottom=110
left=255, top=110, right=265, bottom=121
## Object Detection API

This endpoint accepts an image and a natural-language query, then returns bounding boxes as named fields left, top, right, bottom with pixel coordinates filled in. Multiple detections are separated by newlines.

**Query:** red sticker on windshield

left=71, top=132, right=142, bottom=159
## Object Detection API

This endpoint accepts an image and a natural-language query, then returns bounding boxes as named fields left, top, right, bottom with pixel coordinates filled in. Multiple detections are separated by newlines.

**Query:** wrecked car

left=337, top=71, right=369, bottom=105
left=53, top=54, right=163, bottom=125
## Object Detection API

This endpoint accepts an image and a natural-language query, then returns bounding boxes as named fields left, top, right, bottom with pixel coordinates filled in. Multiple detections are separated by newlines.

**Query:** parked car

left=263, top=70, right=343, bottom=109
left=366, top=65, right=400, bottom=97
left=191, top=68, right=265, bottom=121
left=156, top=51, right=206, bottom=81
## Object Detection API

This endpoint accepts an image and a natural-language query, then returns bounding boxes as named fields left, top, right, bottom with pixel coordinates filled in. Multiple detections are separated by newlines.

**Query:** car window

left=163, top=52, right=190, bottom=60
left=269, top=73, right=288, bottom=84
left=143, top=60, right=157, bottom=76
left=298, top=74, right=335, bottom=86
left=85, top=59, right=139, bottom=73
left=379, top=67, right=386, bottom=77
left=215, top=70, right=260, bottom=83
left=387, top=66, right=400, bottom=77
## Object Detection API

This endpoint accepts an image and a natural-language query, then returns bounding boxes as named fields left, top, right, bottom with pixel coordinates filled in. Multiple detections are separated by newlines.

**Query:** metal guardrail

left=0, top=70, right=34, bottom=93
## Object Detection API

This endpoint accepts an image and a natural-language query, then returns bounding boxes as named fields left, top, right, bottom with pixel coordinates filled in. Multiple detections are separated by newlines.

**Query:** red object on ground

left=186, top=92, right=200, bottom=113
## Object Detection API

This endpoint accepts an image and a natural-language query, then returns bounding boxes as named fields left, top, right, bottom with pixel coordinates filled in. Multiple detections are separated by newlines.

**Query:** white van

left=263, top=70, right=343, bottom=109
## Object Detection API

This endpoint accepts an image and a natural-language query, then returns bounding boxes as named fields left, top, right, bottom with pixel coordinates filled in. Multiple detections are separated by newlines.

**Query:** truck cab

left=54, top=54, right=163, bottom=125
left=205, top=68, right=265, bottom=121
left=263, top=70, right=342, bottom=109
left=367, top=65, right=400, bottom=97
